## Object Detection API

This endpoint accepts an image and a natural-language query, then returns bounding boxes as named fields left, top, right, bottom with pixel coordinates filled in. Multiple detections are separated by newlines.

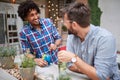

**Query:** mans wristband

left=71, top=54, right=77, bottom=63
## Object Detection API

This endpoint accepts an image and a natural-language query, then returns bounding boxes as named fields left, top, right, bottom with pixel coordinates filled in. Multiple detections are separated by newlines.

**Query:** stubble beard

left=68, top=26, right=78, bottom=36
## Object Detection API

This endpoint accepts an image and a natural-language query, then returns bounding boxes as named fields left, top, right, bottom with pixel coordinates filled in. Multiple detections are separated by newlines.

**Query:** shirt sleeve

left=94, top=35, right=117, bottom=80
left=19, top=30, right=33, bottom=53
left=49, top=19, right=61, bottom=40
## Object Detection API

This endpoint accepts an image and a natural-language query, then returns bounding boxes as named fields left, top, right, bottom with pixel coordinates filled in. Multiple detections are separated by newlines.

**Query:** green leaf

left=21, top=55, right=36, bottom=68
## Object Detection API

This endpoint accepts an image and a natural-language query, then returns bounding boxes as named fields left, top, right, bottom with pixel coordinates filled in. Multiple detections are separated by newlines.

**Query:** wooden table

left=35, top=64, right=89, bottom=80
left=0, top=68, right=18, bottom=80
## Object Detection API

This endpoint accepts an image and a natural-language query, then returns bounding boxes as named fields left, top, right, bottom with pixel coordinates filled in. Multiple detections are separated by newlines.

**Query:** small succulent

left=0, top=46, right=16, bottom=69
left=20, top=49, right=36, bottom=68
left=0, top=46, right=16, bottom=57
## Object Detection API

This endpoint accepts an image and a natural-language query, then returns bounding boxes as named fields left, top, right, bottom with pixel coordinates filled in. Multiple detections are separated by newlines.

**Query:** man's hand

left=49, top=43, right=57, bottom=50
left=25, top=53, right=35, bottom=58
left=58, top=50, right=75, bottom=62
left=34, top=58, right=48, bottom=67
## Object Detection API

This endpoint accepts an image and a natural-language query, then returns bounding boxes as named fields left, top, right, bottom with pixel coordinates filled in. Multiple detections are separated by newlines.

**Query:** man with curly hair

left=18, top=0, right=61, bottom=67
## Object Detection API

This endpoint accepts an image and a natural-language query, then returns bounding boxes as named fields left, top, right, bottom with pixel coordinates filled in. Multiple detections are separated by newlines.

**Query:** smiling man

left=18, top=0, right=61, bottom=67
left=58, top=2, right=120, bottom=80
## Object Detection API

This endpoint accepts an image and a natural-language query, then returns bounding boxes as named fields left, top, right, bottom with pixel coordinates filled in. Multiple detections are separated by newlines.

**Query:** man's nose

left=34, top=15, right=39, bottom=19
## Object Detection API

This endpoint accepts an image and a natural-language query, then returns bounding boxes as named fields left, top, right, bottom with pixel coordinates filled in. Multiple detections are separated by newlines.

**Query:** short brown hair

left=61, top=2, right=91, bottom=27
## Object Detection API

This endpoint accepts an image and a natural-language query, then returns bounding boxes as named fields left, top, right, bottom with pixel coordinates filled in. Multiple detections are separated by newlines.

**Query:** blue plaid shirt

left=19, top=18, right=61, bottom=63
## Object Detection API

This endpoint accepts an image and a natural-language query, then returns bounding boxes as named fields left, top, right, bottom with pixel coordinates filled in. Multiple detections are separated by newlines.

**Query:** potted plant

left=58, top=62, right=71, bottom=80
left=0, top=46, right=16, bottom=69
left=20, top=49, right=36, bottom=80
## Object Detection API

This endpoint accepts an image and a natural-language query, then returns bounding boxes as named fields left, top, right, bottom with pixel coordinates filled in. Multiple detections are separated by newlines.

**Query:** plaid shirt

left=19, top=18, right=61, bottom=63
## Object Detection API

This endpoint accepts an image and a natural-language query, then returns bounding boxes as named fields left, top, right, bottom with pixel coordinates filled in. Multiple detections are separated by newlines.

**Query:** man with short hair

left=58, top=2, right=120, bottom=80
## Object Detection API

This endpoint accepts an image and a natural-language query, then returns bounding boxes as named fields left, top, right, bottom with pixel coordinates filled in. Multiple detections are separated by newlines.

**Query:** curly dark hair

left=17, top=0, right=40, bottom=21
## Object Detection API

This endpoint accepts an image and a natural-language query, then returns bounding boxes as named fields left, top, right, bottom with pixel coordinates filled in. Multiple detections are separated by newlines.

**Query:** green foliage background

left=88, top=0, right=102, bottom=26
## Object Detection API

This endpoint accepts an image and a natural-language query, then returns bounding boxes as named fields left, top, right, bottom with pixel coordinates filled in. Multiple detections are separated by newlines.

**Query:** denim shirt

left=67, top=24, right=120, bottom=80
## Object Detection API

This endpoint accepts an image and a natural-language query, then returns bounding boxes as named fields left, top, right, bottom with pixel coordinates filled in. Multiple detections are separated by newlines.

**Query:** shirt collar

left=84, top=24, right=94, bottom=41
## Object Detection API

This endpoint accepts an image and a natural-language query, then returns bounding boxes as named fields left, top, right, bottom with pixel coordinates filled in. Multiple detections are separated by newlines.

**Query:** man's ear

left=24, top=16, right=28, bottom=21
left=24, top=17, right=27, bottom=21
left=72, top=21, right=77, bottom=28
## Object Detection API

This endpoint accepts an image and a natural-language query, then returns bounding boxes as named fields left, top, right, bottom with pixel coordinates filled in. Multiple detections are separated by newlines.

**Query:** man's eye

left=30, top=14, right=34, bottom=17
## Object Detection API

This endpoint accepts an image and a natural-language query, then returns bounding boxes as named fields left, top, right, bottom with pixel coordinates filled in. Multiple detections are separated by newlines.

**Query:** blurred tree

left=88, top=0, right=102, bottom=26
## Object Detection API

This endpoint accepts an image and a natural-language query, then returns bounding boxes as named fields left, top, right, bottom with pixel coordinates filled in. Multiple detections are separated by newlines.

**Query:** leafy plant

left=21, top=56, right=36, bottom=68
left=20, top=49, right=36, bottom=68
left=58, top=62, right=67, bottom=71
left=0, top=46, right=16, bottom=57
left=58, top=62, right=71, bottom=80
left=59, top=74, right=71, bottom=80
left=19, top=49, right=36, bottom=80
left=0, top=46, right=16, bottom=69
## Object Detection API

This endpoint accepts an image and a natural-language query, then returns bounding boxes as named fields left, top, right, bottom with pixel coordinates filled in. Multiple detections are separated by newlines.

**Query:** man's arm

left=50, top=18, right=62, bottom=50
left=19, top=31, right=31, bottom=53
left=58, top=51, right=100, bottom=80
left=55, top=39, right=62, bottom=47
left=58, top=43, right=100, bottom=80
left=50, top=39, right=62, bottom=50
left=73, top=56, right=99, bottom=80
left=69, top=56, right=110, bottom=80
left=68, top=64, right=82, bottom=73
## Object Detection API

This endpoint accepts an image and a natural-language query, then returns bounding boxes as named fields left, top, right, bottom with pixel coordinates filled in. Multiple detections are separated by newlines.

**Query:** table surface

left=0, top=68, right=18, bottom=80
left=1, top=54, right=119, bottom=80
left=35, top=64, right=89, bottom=80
